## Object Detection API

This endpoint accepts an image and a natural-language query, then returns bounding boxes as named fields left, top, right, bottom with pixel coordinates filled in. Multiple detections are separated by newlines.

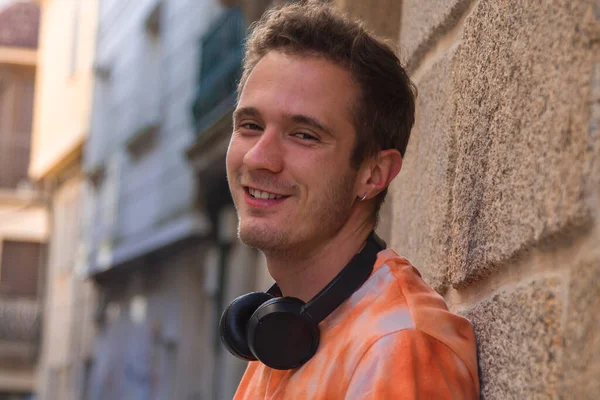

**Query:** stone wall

left=344, top=0, right=600, bottom=398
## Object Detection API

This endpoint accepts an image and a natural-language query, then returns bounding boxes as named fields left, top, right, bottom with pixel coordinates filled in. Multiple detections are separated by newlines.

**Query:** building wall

left=0, top=3, right=45, bottom=396
left=0, top=196, right=47, bottom=396
left=87, top=245, right=207, bottom=400
left=334, top=0, right=402, bottom=44
left=83, top=0, right=219, bottom=274
left=29, top=0, right=98, bottom=180
left=37, top=174, right=98, bottom=400
left=338, top=0, right=600, bottom=398
left=29, top=0, right=100, bottom=399
left=81, top=0, right=236, bottom=398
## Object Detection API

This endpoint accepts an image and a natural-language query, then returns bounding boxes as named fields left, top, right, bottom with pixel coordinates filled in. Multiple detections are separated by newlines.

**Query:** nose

left=243, top=128, right=284, bottom=173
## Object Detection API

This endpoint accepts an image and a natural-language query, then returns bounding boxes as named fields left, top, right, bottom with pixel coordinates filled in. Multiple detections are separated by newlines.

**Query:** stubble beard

left=236, top=171, right=357, bottom=258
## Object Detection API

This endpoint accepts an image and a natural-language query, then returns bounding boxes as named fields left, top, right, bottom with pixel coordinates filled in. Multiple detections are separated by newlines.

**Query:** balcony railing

left=192, top=8, right=245, bottom=134
left=0, top=298, right=41, bottom=364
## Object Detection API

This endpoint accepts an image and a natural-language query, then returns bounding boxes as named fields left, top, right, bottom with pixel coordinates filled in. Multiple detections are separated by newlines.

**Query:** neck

left=264, top=215, right=375, bottom=302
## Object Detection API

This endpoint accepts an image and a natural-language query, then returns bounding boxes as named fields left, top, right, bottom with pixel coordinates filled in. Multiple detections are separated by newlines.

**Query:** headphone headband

left=302, top=231, right=384, bottom=323
left=219, top=231, right=386, bottom=369
left=265, top=231, right=385, bottom=323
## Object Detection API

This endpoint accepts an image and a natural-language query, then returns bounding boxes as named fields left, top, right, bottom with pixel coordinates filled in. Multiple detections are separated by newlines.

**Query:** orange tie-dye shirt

left=233, top=249, right=480, bottom=399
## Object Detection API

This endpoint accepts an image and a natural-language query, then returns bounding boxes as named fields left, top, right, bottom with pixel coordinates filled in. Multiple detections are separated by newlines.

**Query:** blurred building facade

left=78, top=0, right=269, bottom=398
left=28, top=0, right=100, bottom=398
left=0, top=1, right=46, bottom=398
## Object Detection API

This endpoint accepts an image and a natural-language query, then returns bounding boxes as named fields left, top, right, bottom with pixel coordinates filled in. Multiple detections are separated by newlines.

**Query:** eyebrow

left=285, top=113, right=333, bottom=136
left=233, top=106, right=334, bottom=136
left=233, top=106, right=261, bottom=123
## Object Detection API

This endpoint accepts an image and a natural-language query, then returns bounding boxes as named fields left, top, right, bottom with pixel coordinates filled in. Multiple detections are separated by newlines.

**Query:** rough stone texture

left=559, top=258, right=600, bottom=398
left=399, top=0, right=471, bottom=69
left=448, top=0, right=599, bottom=286
left=376, top=196, right=393, bottom=245
left=390, top=50, right=456, bottom=292
left=591, top=61, right=600, bottom=200
left=462, top=276, right=564, bottom=399
left=337, top=0, right=402, bottom=42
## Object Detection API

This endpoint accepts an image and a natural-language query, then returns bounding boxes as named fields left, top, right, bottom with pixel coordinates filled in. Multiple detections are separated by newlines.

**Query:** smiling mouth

left=246, top=187, right=289, bottom=200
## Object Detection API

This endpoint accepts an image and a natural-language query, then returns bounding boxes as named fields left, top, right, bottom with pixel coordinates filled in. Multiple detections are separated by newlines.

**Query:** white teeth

left=249, top=188, right=284, bottom=200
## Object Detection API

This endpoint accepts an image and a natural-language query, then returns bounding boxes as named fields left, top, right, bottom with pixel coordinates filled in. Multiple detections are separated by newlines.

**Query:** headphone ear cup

left=247, top=297, right=320, bottom=370
left=219, top=292, right=274, bottom=361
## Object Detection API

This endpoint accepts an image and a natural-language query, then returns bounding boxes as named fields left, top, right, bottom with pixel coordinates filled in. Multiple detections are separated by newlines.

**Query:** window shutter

left=0, top=240, right=42, bottom=298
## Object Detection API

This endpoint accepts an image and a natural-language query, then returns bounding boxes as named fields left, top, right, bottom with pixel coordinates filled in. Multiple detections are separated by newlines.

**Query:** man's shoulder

left=321, top=251, right=422, bottom=341
left=233, top=250, right=480, bottom=400
left=377, top=249, right=475, bottom=338
left=326, top=249, right=474, bottom=353
left=350, top=248, right=451, bottom=323
left=362, top=250, right=478, bottom=382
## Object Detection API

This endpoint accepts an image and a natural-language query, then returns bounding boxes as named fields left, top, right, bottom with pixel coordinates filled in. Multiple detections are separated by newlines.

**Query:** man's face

left=226, top=51, right=362, bottom=253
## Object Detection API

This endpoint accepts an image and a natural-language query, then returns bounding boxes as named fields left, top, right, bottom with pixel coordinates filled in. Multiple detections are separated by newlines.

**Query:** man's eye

left=241, top=123, right=262, bottom=130
left=293, top=132, right=318, bottom=141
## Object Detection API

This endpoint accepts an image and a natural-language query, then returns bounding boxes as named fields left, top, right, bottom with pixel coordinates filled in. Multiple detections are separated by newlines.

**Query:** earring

left=359, top=192, right=367, bottom=202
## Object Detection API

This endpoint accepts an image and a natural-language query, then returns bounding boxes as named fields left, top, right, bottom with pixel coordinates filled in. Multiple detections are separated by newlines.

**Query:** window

left=0, top=66, right=35, bottom=189
left=0, top=240, right=43, bottom=298
left=192, top=8, right=246, bottom=132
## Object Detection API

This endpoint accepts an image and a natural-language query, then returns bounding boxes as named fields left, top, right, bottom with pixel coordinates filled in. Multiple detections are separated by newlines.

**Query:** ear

left=356, top=149, right=403, bottom=200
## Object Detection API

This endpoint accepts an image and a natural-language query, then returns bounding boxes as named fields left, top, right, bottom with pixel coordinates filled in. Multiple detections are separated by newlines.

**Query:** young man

left=224, top=2, right=480, bottom=398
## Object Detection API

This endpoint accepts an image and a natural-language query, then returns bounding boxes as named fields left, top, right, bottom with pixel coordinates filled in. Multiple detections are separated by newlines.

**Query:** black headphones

left=219, top=231, right=386, bottom=370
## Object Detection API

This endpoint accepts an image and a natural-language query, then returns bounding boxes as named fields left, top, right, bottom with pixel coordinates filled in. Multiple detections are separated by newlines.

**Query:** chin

left=238, top=223, right=289, bottom=251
